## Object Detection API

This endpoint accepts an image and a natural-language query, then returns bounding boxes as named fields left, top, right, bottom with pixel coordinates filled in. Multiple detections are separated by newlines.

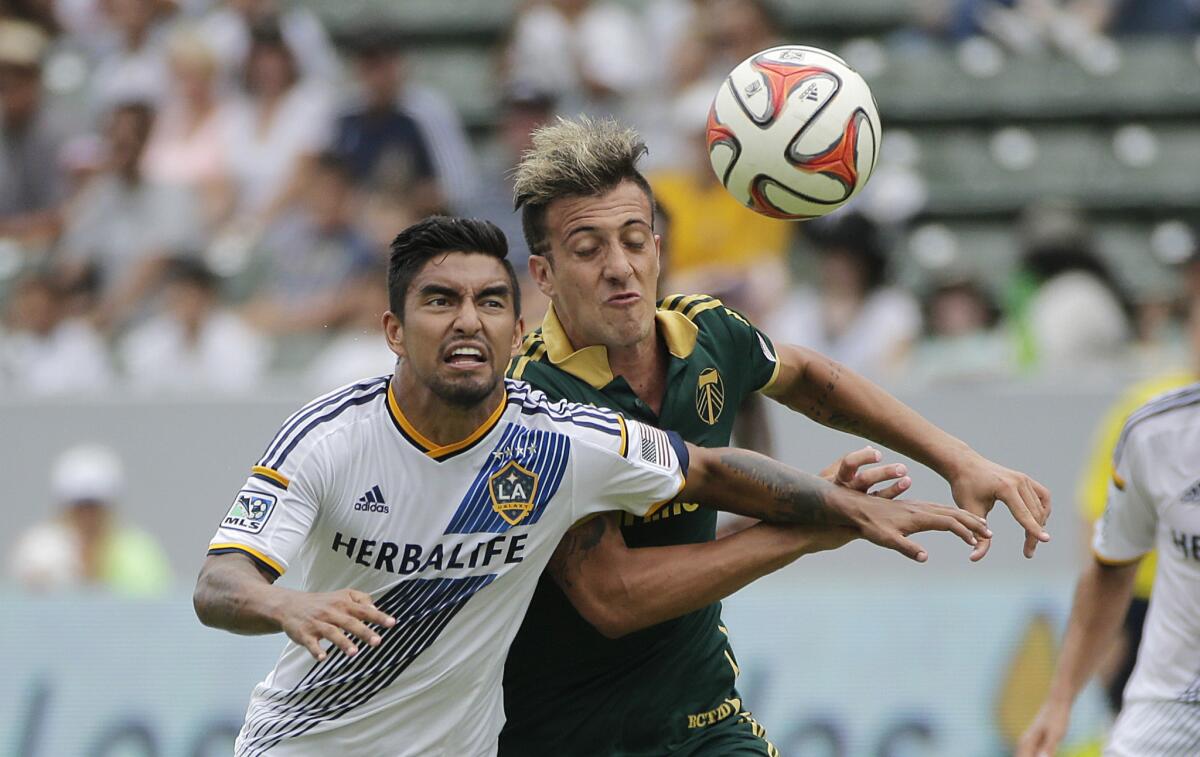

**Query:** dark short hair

left=807, top=211, right=888, bottom=291
left=387, top=216, right=520, bottom=321
left=165, top=256, right=217, bottom=291
left=244, top=22, right=298, bottom=94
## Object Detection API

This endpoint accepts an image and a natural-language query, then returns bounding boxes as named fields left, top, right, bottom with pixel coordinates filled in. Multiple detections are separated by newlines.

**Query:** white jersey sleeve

left=1093, top=421, right=1157, bottom=565
left=570, top=417, right=688, bottom=522
left=207, top=382, right=365, bottom=577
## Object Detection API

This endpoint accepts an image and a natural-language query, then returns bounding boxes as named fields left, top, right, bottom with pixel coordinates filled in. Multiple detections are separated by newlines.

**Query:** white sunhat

left=51, top=444, right=125, bottom=504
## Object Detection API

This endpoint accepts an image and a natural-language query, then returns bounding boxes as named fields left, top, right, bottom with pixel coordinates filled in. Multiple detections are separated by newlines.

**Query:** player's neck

left=606, top=334, right=668, bottom=415
left=389, top=372, right=506, bottom=447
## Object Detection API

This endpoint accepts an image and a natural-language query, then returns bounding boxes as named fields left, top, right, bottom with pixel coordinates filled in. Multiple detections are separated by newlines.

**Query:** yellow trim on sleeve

left=209, top=543, right=286, bottom=576
left=617, top=415, right=628, bottom=458
left=1092, top=548, right=1145, bottom=568
left=685, top=299, right=724, bottom=320
left=644, top=475, right=687, bottom=518
left=1112, top=470, right=1126, bottom=491
left=759, top=358, right=782, bottom=393
left=251, top=465, right=290, bottom=488
left=667, top=293, right=708, bottom=313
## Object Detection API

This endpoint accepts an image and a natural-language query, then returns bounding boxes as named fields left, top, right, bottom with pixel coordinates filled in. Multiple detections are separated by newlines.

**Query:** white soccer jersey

left=1093, top=384, right=1200, bottom=756
left=207, top=376, right=688, bottom=756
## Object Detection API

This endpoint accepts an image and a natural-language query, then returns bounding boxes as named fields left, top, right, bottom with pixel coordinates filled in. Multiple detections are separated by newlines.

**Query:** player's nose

left=452, top=299, right=483, bottom=334
left=601, top=242, right=636, bottom=282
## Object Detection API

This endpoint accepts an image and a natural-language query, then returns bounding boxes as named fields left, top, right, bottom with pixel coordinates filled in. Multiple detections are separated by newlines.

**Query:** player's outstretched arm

left=680, top=445, right=991, bottom=562
left=1016, top=559, right=1138, bottom=757
left=194, top=553, right=396, bottom=661
left=549, top=514, right=857, bottom=638
left=763, top=342, right=1052, bottom=559
left=550, top=446, right=907, bottom=638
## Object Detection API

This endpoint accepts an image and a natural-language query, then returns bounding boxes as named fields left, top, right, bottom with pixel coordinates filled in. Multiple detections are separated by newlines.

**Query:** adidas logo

left=354, top=485, right=389, bottom=514
left=799, top=83, right=820, bottom=102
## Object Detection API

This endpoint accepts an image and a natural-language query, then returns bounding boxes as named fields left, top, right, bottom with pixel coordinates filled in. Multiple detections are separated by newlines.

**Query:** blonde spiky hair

left=513, top=116, right=652, bottom=256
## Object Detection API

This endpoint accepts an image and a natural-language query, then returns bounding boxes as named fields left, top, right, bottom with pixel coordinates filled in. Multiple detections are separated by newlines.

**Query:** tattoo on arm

left=194, top=555, right=279, bottom=634
left=548, top=515, right=610, bottom=590
left=717, top=450, right=846, bottom=526
left=800, top=359, right=863, bottom=437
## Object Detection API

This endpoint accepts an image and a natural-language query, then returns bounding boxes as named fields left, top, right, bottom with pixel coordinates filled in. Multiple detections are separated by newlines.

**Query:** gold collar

left=538, top=303, right=698, bottom=389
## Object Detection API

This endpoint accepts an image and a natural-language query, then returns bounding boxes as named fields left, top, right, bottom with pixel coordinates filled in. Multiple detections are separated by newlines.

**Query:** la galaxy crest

left=488, top=460, right=539, bottom=526
left=696, top=367, right=725, bottom=425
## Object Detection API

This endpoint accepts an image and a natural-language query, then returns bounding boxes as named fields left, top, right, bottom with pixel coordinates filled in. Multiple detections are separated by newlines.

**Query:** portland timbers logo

left=488, top=460, right=539, bottom=526
left=696, top=368, right=725, bottom=426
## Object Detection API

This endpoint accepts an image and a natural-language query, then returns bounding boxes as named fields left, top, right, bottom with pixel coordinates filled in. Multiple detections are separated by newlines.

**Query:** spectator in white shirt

left=0, top=272, right=114, bottom=395
left=197, top=0, right=338, bottom=85
left=88, top=0, right=176, bottom=111
left=119, top=256, right=269, bottom=394
left=505, top=0, right=650, bottom=120
left=56, top=100, right=204, bottom=331
left=770, top=213, right=922, bottom=381
left=218, top=23, right=332, bottom=225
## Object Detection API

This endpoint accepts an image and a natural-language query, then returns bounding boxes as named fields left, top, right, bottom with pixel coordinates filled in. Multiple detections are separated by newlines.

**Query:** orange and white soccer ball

left=707, top=45, right=882, bottom=220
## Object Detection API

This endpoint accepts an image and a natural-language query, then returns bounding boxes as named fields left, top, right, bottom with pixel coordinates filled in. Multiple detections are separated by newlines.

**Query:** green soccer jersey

left=499, top=294, right=780, bottom=755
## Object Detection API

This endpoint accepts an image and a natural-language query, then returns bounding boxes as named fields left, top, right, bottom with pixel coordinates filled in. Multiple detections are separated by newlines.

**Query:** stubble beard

left=427, top=371, right=500, bottom=409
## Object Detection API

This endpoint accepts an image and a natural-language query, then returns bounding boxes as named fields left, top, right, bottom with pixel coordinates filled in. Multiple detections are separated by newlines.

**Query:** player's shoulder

left=503, top=378, right=626, bottom=450
left=1115, top=381, right=1200, bottom=460
left=659, top=293, right=739, bottom=325
left=507, top=330, right=588, bottom=397
left=658, top=292, right=764, bottom=341
left=255, top=375, right=392, bottom=474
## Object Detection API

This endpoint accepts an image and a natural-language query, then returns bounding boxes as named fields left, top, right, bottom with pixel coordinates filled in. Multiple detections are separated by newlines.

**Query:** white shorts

left=1106, top=700, right=1200, bottom=757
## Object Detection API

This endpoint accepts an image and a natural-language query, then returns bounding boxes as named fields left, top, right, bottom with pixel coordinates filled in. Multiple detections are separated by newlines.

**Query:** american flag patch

left=638, top=425, right=674, bottom=470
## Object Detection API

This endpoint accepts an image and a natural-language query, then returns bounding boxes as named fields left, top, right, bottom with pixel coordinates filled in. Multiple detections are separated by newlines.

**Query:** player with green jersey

left=498, top=117, right=1053, bottom=755
left=505, top=296, right=790, bottom=754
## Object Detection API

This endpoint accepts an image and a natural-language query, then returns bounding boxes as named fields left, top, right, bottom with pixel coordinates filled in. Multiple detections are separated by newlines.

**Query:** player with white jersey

left=193, top=216, right=991, bottom=757
left=1019, top=383, right=1200, bottom=757
left=211, top=376, right=688, bottom=756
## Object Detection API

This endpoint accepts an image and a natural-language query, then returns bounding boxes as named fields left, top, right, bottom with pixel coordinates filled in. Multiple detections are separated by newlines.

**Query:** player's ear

left=528, top=254, right=555, bottom=299
left=383, top=310, right=406, bottom=359
left=511, top=315, right=525, bottom=354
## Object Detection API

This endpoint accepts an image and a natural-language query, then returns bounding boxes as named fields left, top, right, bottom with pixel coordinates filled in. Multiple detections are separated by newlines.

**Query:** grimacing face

left=385, top=252, right=523, bottom=408
left=530, top=180, right=661, bottom=352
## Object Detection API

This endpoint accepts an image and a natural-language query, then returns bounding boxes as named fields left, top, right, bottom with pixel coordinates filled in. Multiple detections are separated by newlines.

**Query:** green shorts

left=671, top=704, right=779, bottom=757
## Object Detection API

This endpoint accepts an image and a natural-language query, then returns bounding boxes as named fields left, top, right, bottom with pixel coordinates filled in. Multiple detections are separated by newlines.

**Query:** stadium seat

left=871, top=40, right=1200, bottom=123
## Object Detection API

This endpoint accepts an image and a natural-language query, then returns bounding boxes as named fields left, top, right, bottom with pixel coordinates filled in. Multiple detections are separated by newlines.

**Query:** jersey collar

left=539, top=303, right=699, bottom=390
left=386, top=380, right=508, bottom=461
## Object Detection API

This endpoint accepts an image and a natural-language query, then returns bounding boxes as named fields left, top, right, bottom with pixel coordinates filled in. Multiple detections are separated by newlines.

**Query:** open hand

left=821, top=445, right=911, bottom=499
left=843, top=490, right=993, bottom=562
left=948, top=453, right=1052, bottom=560
left=277, top=588, right=397, bottom=661
left=1015, top=700, right=1071, bottom=757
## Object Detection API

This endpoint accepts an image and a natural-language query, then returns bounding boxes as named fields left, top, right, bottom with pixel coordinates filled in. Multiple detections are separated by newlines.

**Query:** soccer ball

left=706, top=45, right=882, bottom=220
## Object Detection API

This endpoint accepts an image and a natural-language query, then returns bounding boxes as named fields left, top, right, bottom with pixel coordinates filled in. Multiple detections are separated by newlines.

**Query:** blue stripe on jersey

left=444, top=424, right=572, bottom=535
left=518, top=404, right=622, bottom=437
left=665, top=429, right=690, bottom=476
left=1114, top=382, right=1200, bottom=463
left=263, top=384, right=389, bottom=470
left=505, top=378, right=624, bottom=431
left=239, top=573, right=496, bottom=756
left=257, top=377, right=390, bottom=468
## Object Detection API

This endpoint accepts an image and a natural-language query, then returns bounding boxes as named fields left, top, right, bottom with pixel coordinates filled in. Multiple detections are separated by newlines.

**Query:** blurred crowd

left=1, top=0, right=1199, bottom=401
